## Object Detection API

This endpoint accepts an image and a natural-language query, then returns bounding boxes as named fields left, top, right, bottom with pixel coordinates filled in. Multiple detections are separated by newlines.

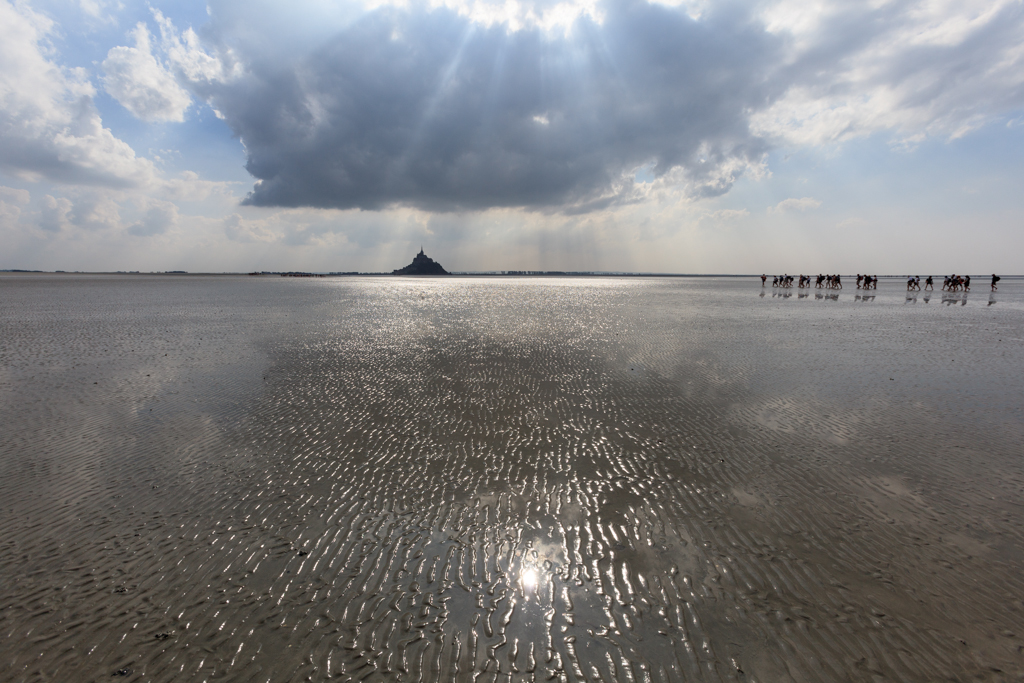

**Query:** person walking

left=992, top=274, right=1000, bottom=291
left=761, top=274, right=767, bottom=286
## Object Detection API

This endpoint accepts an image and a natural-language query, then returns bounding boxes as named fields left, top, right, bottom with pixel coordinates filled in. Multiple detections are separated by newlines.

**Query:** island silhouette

left=393, top=248, right=448, bottom=275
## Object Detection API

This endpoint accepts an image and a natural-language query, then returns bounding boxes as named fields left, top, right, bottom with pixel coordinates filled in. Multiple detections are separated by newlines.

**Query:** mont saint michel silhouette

left=392, top=248, right=448, bottom=275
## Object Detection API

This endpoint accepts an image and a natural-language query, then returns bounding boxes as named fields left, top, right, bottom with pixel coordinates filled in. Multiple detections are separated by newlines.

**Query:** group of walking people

left=905, top=276, right=931, bottom=291
left=763, top=274, right=844, bottom=288
left=762, top=274, right=1002, bottom=291
left=904, top=274, right=1001, bottom=291
left=767, top=275, right=795, bottom=287
left=856, top=275, right=879, bottom=289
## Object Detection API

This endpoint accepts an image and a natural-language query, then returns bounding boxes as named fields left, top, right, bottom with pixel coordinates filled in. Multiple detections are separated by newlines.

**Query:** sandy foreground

left=1, top=274, right=1022, bottom=683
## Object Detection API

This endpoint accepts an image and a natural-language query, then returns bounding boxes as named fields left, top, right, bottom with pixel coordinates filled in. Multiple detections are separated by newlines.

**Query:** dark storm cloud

left=208, top=1, right=781, bottom=212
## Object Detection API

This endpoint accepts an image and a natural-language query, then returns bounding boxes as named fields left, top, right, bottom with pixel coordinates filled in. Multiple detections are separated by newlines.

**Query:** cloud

left=161, top=170, right=237, bottom=202
left=751, top=0, right=1024, bottom=146
left=155, top=0, right=1024, bottom=215
left=768, top=197, right=821, bottom=213
left=836, top=216, right=865, bottom=229
left=100, top=7, right=243, bottom=123
left=0, top=186, right=30, bottom=206
left=704, top=208, right=749, bottom=221
left=68, top=193, right=123, bottom=231
left=78, top=0, right=105, bottom=17
left=0, top=0, right=157, bottom=187
left=222, top=213, right=277, bottom=243
left=39, top=194, right=73, bottom=232
left=152, top=10, right=242, bottom=85
left=103, top=23, right=192, bottom=122
left=0, top=186, right=30, bottom=227
left=190, top=2, right=780, bottom=212
left=19, top=189, right=194, bottom=237
left=128, top=199, right=179, bottom=236
left=8, top=0, right=1022, bottom=248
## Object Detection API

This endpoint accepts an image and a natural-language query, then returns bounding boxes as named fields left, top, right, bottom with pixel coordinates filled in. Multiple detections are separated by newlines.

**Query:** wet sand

left=1, top=274, right=1023, bottom=682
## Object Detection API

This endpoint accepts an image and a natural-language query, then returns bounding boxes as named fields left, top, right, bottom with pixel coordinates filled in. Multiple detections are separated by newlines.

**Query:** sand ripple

left=2, top=275, right=1023, bottom=682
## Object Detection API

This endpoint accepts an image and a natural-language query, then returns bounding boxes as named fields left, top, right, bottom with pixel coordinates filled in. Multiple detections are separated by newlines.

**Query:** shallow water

left=2, top=274, right=1023, bottom=682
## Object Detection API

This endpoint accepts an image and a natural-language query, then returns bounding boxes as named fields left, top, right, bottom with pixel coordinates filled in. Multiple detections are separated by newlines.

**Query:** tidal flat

left=1, top=274, right=1023, bottom=682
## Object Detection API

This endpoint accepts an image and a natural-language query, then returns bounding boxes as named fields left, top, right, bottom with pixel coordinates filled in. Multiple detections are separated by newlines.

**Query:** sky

left=1, top=0, right=1023, bottom=274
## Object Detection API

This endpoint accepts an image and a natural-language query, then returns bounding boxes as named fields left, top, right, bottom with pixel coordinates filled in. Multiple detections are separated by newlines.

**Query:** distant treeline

left=248, top=271, right=360, bottom=277
left=500, top=271, right=597, bottom=276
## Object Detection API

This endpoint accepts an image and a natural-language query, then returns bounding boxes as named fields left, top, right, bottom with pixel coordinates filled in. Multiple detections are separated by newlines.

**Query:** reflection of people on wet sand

left=992, top=274, right=1000, bottom=291
left=941, top=290, right=969, bottom=306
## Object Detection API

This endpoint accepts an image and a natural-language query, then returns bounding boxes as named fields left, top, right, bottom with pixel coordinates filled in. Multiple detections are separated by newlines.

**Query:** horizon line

left=2, top=270, right=1020, bottom=278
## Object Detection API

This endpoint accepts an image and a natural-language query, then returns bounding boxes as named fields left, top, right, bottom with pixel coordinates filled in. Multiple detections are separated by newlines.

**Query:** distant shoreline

left=2, top=270, right=1022, bottom=279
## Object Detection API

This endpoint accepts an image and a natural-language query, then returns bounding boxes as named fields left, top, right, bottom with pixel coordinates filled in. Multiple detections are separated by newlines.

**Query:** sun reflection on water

left=521, top=567, right=538, bottom=591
